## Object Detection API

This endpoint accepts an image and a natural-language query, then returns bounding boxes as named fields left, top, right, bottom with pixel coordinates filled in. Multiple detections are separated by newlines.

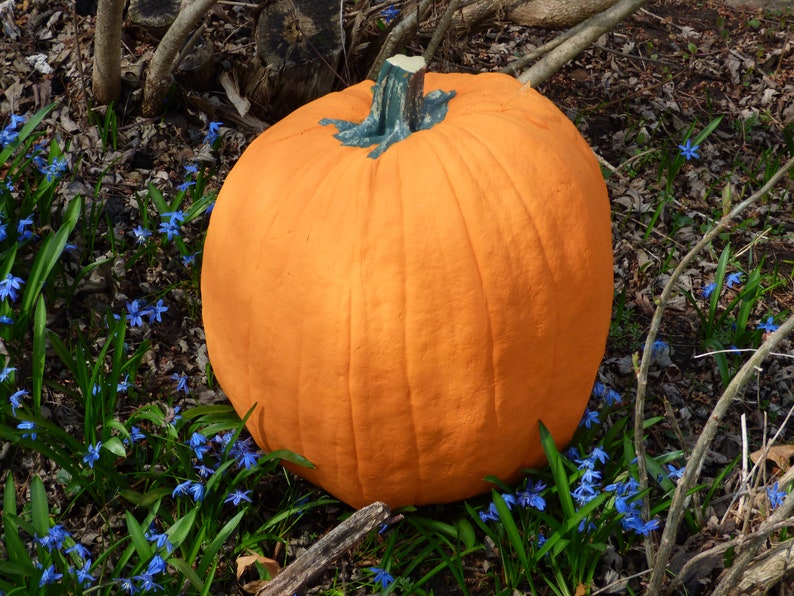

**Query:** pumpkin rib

left=392, top=153, right=423, bottom=504
left=419, top=130, right=500, bottom=432
left=435, top=117, right=557, bottom=427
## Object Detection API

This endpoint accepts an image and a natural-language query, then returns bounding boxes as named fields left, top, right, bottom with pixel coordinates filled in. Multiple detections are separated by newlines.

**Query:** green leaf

left=197, top=509, right=245, bottom=576
left=170, top=557, right=206, bottom=592
left=493, top=491, right=531, bottom=577
left=19, top=196, right=82, bottom=320
left=30, top=476, right=50, bottom=539
left=31, top=296, right=46, bottom=414
left=103, top=436, right=127, bottom=458
left=125, top=511, right=154, bottom=560
left=539, top=421, right=575, bottom=519
left=167, top=508, right=198, bottom=550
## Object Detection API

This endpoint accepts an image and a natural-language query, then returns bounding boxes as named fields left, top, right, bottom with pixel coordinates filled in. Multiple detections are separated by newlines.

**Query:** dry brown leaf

left=750, top=445, right=794, bottom=472
left=235, top=550, right=280, bottom=580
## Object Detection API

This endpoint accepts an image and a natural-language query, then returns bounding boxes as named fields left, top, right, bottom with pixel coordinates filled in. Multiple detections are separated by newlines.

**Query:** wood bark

left=91, top=0, right=125, bottom=104
left=256, top=502, right=391, bottom=596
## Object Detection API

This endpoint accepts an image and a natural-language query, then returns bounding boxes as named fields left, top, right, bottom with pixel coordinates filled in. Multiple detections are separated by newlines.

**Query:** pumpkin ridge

left=393, top=154, right=424, bottom=505
left=438, top=116, right=563, bottom=453
left=422, top=131, right=500, bottom=433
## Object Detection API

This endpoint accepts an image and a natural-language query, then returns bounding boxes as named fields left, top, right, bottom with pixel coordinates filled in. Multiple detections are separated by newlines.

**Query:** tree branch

left=142, top=0, right=219, bottom=117
left=515, top=0, right=648, bottom=86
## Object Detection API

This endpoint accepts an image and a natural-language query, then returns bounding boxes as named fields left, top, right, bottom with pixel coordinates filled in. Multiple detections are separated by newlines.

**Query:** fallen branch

left=256, top=501, right=392, bottom=596
left=639, top=153, right=794, bottom=595
left=515, top=0, right=648, bottom=86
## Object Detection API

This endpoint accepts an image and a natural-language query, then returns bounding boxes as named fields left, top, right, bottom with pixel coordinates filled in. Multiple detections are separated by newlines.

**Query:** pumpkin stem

left=320, top=54, right=456, bottom=158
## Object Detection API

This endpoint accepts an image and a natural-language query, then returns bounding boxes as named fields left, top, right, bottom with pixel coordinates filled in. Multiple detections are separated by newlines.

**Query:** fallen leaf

left=750, top=445, right=794, bottom=472
left=235, top=550, right=280, bottom=580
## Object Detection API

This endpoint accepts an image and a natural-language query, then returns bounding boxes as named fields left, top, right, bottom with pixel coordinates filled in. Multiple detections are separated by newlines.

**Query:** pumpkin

left=201, top=55, right=613, bottom=509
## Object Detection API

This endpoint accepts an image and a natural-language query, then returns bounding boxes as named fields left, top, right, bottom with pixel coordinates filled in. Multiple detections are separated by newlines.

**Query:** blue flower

left=145, top=553, right=168, bottom=575
left=0, top=273, right=25, bottom=301
left=0, top=366, right=16, bottom=382
left=224, top=489, right=253, bottom=506
left=369, top=566, right=395, bottom=589
left=172, top=480, right=192, bottom=498
left=0, top=315, right=13, bottom=325
left=188, top=480, right=205, bottom=502
left=517, top=479, right=546, bottom=511
left=116, top=576, right=139, bottom=593
left=650, top=339, right=669, bottom=359
left=72, top=560, right=95, bottom=587
left=8, top=388, right=27, bottom=415
left=65, top=542, right=92, bottom=560
left=184, top=164, right=199, bottom=175
left=665, top=464, right=685, bottom=481
left=205, top=121, right=223, bottom=145
left=171, top=372, right=189, bottom=394
left=677, top=138, right=700, bottom=160
left=158, top=220, right=181, bottom=241
left=572, top=481, right=599, bottom=506
left=181, top=252, right=199, bottom=267
left=18, top=420, right=36, bottom=439
left=380, top=3, right=400, bottom=24
left=578, top=408, right=599, bottom=429
left=16, top=214, right=34, bottom=241
left=590, top=446, right=609, bottom=464
left=125, top=299, right=148, bottom=327
left=603, top=387, right=622, bottom=406
left=132, top=572, right=163, bottom=592
left=726, top=272, right=743, bottom=288
left=147, top=299, right=168, bottom=323
left=35, top=155, right=68, bottom=182
left=188, top=431, right=209, bottom=459
left=195, top=463, right=215, bottom=478
left=758, top=316, right=779, bottom=333
left=177, top=180, right=196, bottom=192
left=117, top=374, right=132, bottom=392
left=168, top=405, right=182, bottom=426
left=36, top=524, right=71, bottom=551
left=145, top=527, right=174, bottom=554
left=130, top=225, right=152, bottom=245
left=478, top=502, right=499, bottom=522
left=622, top=515, right=660, bottom=535
left=701, top=282, right=716, bottom=298
left=128, top=425, right=146, bottom=443
left=38, top=563, right=63, bottom=586
left=83, top=442, right=102, bottom=469
left=231, top=437, right=260, bottom=469
left=767, top=482, right=786, bottom=509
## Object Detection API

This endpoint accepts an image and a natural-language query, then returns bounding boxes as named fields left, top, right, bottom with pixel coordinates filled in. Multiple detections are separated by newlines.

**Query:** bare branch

left=516, top=0, right=648, bottom=86
left=142, top=0, right=220, bottom=117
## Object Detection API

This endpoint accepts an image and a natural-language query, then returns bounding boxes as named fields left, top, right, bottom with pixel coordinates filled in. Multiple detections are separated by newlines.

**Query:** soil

left=1, top=0, right=793, bottom=593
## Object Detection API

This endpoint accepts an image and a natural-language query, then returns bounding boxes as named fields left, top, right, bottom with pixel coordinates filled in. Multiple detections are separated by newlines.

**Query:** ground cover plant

left=0, top=0, right=793, bottom=594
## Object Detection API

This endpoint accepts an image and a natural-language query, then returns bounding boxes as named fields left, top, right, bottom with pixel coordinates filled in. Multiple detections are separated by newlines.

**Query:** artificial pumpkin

left=201, top=55, right=613, bottom=509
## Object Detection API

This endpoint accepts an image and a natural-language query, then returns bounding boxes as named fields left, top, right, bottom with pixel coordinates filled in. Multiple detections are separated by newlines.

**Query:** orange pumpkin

left=201, top=55, right=613, bottom=509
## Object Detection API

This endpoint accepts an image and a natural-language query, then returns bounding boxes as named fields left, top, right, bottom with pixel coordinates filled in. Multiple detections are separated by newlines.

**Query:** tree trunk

left=91, top=0, right=125, bottom=104
left=511, top=0, right=620, bottom=28
left=453, top=0, right=620, bottom=32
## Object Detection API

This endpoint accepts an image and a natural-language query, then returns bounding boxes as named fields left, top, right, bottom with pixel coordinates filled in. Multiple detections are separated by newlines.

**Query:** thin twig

left=423, top=0, right=461, bottom=63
